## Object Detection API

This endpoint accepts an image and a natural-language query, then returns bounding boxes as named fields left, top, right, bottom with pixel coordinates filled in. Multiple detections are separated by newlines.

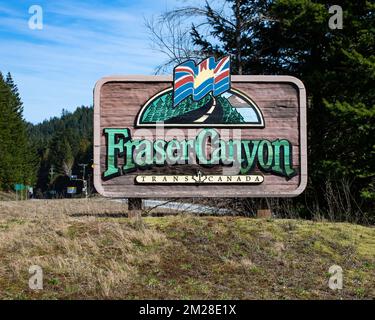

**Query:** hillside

left=0, top=199, right=373, bottom=299
left=27, top=107, right=93, bottom=147
left=26, top=107, right=93, bottom=193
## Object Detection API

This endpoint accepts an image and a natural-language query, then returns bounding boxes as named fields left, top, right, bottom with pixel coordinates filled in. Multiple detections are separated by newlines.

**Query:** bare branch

left=164, top=6, right=236, bottom=29
left=145, top=15, right=202, bottom=74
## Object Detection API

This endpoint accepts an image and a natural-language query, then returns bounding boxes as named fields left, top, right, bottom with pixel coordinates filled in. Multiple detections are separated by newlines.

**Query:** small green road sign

left=14, top=184, right=25, bottom=191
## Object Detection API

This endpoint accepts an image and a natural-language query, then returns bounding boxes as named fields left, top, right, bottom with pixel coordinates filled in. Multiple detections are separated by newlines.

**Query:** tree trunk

left=235, top=0, right=243, bottom=75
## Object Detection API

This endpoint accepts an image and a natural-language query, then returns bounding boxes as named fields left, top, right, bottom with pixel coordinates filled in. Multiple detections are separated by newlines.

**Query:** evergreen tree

left=167, top=0, right=374, bottom=219
left=0, top=72, right=37, bottom=190
left=5, top=72, right=23, bottom=116
left=28, top=106, right=94, bottom=192
left=265, top=0, right=374, bottom=217
left=188, top=0, right=272, bottom=75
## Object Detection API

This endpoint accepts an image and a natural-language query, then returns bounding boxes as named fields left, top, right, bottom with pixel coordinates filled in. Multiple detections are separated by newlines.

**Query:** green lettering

left=272, top=139, right=296, bottom=178
left=135, top=140, right=153, bottom=167
left=103, top=128, right=129, bottom=178
left=240, top=140, right=259, bottom=174
left=258, top=140, right=273, bottom=171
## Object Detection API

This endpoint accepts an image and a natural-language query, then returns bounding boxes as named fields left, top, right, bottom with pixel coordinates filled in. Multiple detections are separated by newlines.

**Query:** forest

left=0, top=73, right=93, bottom=198
left=0, top=0, right=373, bottom=223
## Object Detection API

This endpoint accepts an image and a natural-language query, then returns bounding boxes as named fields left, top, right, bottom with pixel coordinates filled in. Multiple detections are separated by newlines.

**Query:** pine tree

left=265, top=0, right=375, bottom=217
left=0, top=72, right=37, bottom=190
left=0, top=72, right=13, bottom=189
left=188, top=0, right=272, bottom=75
left=5, top=72, right=23, bottom=116
left=166, top=0, right=374, bottom=219
left=27, top=106, right=94, bottom=192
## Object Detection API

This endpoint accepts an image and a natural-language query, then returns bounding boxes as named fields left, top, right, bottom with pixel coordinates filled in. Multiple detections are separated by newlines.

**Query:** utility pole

left=49, top=165, right=55, bottom=182
left=87, top=173, right=92, bottom=197
left=78, top=163, right=87, bottom=180
left=78, top=163, right=88, bottom=198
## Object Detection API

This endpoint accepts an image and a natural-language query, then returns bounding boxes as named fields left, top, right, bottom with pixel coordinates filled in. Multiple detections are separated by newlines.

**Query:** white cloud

left=0, top=1, right=167, bottom=123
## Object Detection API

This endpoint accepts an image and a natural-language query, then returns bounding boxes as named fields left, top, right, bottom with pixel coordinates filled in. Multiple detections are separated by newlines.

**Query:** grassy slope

left=0, top=191, right=15, bottom=201
left=0, top=200, right=374, bottom=299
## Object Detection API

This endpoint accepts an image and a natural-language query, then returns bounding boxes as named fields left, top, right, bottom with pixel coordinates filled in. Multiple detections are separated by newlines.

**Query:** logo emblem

left=136, top=56, right=264, bottom=127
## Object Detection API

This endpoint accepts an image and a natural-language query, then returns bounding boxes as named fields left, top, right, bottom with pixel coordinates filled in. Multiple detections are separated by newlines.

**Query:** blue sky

left=0, top=0, right=192, bottom=123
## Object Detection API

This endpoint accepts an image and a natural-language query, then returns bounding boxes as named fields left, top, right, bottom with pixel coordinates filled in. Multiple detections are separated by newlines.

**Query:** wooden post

left=128, top=198, right=142, bottom=219
left=257, top=209, right=272, bottom=218
left=256, top=199, right=272, bottom=218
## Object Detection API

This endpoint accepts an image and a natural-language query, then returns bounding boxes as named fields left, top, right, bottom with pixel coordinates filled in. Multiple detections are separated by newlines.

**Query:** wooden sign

left=94, top=58, right=307, bottom=198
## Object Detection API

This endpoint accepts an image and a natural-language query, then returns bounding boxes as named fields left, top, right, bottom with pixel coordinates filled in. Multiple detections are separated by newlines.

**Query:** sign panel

left=94, top=58, right=307, bottom=198
left=14, top=184, right=25, bottom=191
left=67, top=186, right=77, bottom=194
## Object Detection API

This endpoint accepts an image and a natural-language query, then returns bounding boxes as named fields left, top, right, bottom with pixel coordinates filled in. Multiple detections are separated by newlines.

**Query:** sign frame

left=94, top=75, right=307, bottom=198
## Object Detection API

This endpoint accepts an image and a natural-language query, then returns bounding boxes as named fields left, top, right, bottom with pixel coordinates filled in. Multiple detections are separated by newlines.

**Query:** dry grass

left=0, top=199, right=374, bottom=299
left=0, top=191, right=15, bottom=201
left=0, top=198, right=128, bottom=217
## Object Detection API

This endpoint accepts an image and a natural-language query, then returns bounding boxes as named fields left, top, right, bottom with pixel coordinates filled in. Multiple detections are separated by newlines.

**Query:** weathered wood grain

left=94, top=76, right=307, bottom=198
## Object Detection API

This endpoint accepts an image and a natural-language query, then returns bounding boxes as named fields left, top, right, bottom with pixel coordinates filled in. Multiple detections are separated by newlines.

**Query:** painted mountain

left=136, top=88, right=264, bottom=127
